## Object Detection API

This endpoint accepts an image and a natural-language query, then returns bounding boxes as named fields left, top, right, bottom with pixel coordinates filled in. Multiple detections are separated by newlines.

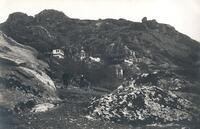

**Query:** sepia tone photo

left=0, top=0, right=200, bottom=129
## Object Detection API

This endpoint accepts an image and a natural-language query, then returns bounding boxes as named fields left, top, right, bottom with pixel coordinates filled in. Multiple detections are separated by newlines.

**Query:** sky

left=0, top=0, right=200, bottom=41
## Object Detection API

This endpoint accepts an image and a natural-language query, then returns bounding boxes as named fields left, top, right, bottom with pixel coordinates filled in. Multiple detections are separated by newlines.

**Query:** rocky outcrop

left=88, top=82, right=200, bottom=126
left=1, top=11, right=56, bottom=52
left=34, top=9, right=69, bottom=27
left=104, top=40, right=131, bottom=64
left=5, top=12, right=34, bottom=25
left=0, top=31, right=58, bottom=111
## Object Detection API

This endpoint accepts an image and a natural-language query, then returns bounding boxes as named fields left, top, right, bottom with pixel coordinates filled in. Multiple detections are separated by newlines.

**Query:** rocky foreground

left=88, top=82, right=200, bottom=127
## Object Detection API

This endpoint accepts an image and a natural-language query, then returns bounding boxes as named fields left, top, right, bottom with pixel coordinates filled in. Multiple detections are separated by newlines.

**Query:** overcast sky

left=0, top=0, right=200, bottom=41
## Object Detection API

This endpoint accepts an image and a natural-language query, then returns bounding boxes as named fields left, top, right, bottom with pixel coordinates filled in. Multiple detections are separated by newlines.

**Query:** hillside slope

left=0, top=9, right=199, bottom=81
left=0, top=31, right=58, bottom=110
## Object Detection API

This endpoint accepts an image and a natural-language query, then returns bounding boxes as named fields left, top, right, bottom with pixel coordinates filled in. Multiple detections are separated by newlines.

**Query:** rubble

left=88, top=83, right=199, bottom=125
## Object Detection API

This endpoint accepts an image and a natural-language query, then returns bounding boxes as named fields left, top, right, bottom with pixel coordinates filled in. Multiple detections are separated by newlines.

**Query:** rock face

left=0, top=31, right=58, bottom=110
left=88, top=83, right=200, bottom=126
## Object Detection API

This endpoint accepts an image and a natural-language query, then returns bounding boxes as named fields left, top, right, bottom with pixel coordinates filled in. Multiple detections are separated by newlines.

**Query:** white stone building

left=52, top=49, right=64, bottom=59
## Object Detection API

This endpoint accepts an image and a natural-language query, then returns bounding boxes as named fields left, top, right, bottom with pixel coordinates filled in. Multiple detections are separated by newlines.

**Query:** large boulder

left=0, top=31, right=58, bottom=111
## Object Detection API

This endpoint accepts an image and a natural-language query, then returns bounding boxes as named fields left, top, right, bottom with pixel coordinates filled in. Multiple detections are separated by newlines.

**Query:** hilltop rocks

left=1, top=10, right=58, bottom=52
left=34, top=9, right=69, bottom=26
left=88, top=83, right=199, bottom=125
left=142, top=17, right=147, bottom=23
left=5, top=12, right=33, bottom=25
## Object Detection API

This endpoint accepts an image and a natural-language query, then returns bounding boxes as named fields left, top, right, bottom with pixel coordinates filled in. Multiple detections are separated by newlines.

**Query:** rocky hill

left=1, top=9, right=200, bottom=92
left=0, top=9, right=200, bottom=129
left=1, top=9, right=199, bottom=78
